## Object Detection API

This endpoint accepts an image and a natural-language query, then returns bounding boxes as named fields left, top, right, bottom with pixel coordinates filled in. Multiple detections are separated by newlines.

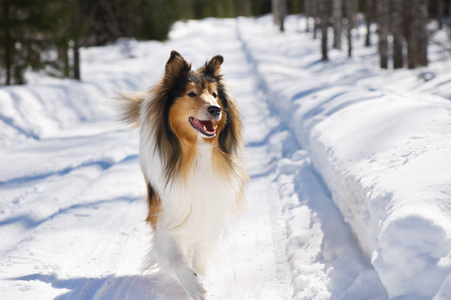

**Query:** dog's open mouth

left=189, top=117, right=217, bottom=137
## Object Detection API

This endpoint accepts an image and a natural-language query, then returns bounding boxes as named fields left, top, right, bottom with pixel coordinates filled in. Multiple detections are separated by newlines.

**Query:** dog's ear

left=218, top=91, right=243, bottom=156
left=205, top=55, right=223, bottom=77
left=164, top=50, right=191, bottom=84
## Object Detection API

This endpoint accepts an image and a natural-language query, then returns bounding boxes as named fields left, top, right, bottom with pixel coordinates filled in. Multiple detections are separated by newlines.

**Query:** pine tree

left=1, top=0, right=12, bottom=85
left=132, top=0, right=181, bottom=41
left=313, top=0, right=319, bottom=40
left=333, top=0, right=343, bottom=50
left=417, top=0, right=428, bottom=66
left=364, top=0, right=373, bottom=47
left=305, top=0, right=311, bottom=32
left=377, top=0, right=389, bottom=69
left=438, top=0, right=444, bottom=29
left=272, top=0, right=286, bottom=32
left=406, top=0, right=419, bottom=69
left=391, top=0, right=404, bottom=69
left=449, top=0, right=451, bottom=36
left=345, top=0, right=355, bottom=57
left=0, top=0, right=77, bottom=85
left=319, top=0, right=329, bottom=61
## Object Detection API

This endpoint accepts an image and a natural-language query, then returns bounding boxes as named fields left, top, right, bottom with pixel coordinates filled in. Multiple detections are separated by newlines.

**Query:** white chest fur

left=140, top=132, right=240, bottom=244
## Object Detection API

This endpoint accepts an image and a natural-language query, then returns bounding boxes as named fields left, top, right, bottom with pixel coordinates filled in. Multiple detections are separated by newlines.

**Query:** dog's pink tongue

left=192, top=118, right=213, bottom=131
left=199, top=120, right=214, bottom=131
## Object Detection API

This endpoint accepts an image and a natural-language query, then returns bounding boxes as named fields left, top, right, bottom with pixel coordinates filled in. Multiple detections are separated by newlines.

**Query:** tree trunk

left=391, top=0, right=404, bottom=69
left=320, top=0, right=329, bottom=61
left=377, top=0, right=389, bottom=69
left=13, top=65, right=25, bottom=85
left=279, top=0, right=286, bottom=32
left=72, top=1, right=82, bottom=80
left=272, top=0, right=286, bottom=32
left=333, top=0, right=343, bottom=50
left=272, top=0, right=278, bottom=28
left=244, top=0, right=252, bottom=16
left=305, top=0, right=310, bottom=32
left=417, top=0, right=428, bottom=66
left=346, top=0, right=354, bottom=57
left=449, top=0, right=451, bottom=37
left=73, top=41, right=81, bottom=80
left=313, top=0, right=319, bottom=39
left=407, top=0, right=418, bottom=69
left=58, top=45, right=70, bottom=77
left=365, top=0, right=373, bottom=46
left=3, top=0, right=12, bottom=85
left=438, top=0, right=444, bottom=29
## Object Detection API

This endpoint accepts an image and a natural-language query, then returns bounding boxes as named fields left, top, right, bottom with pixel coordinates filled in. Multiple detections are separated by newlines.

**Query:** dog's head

left=148, top=51, right=243, bottom=181
left=164, top=51, right=225, bottom=142
left=154, top=51, right=241, bottom=152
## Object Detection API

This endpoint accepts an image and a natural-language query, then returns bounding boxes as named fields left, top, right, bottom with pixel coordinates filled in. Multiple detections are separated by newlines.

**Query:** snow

left=236, top=15, right=451, bottom=299
left=1, top=14, right=451, bottom=299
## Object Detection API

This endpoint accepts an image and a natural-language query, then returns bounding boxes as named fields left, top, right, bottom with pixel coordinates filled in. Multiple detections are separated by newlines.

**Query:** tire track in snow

left=0, top=131, right=140, bottom=257
left=0, top=137, right=160, bottom=299
left=200, top=35, right=294, bottom=299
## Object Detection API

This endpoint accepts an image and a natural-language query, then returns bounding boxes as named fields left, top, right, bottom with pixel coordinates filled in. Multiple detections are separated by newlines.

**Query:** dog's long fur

left=119, top=51, right=247, bottom=299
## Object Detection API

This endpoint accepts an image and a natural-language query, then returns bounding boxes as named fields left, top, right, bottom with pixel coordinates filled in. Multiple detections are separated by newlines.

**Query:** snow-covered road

left=2, top=15, right=451, bottom=300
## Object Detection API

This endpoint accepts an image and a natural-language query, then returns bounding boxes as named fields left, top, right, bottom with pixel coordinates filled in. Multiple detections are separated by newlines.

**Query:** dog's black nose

left=207, top=105, right=221, bottom=117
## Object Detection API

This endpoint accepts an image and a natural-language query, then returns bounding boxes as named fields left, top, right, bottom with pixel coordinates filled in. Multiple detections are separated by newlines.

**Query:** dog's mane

left=146, top=81, right=185, bottom=184
left=143, top=55, right=244, bottom=186
left=216, top=79, right=243, bottom=156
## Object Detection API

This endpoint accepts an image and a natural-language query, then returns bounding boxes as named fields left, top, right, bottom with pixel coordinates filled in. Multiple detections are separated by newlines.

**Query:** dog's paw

left=187, top=283, right=207, bottom=300
left=179, top=270, right=207, bottom=300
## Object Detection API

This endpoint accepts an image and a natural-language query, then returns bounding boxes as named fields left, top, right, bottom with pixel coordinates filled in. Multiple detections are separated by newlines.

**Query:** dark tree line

left=0, top=0, right=182, bottom=85
left=2, top=0, right=449, bottom=85
left=303, top=0, right=451, bottom=69
left=0, top=0, right=80, bottom=85
left=1, top=0, right=302, bottom=85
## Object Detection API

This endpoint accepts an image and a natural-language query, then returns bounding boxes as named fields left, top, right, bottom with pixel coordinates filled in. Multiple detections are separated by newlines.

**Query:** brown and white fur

left=118, top=51, right=247, bottom=299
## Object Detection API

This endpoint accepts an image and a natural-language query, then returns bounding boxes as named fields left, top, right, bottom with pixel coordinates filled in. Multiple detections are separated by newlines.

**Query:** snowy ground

left=1, top=15, right=451, bottom=299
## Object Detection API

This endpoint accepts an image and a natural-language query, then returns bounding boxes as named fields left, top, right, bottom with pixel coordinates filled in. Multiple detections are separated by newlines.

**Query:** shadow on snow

left=0, top=196, right=140, bottom=230
left=9, top=271, right=188, bottom=300
left=0, top=154, right=138, bottom=187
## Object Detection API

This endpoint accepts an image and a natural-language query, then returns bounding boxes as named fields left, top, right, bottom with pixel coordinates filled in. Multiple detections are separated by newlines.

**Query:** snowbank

left=309, top=95, right=451, bottom=299
left=237, top=16, right=451, bottom=299
left=0, top=38, right=166, bottom=146
left=0, top=78, right=145, bottom=146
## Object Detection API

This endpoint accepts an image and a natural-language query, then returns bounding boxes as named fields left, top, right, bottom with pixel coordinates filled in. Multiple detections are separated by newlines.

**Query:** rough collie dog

left=119, top=51, right=247, bottom=299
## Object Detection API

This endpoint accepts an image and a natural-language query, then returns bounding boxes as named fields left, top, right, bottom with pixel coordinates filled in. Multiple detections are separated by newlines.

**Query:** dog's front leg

left=192, top=245, right=212, bottom=278
left=152, top=230, right=207, bottom=299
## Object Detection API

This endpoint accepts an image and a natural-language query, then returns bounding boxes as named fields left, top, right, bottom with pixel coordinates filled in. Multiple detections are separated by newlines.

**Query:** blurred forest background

left=0, top=0, right=450, bottom=85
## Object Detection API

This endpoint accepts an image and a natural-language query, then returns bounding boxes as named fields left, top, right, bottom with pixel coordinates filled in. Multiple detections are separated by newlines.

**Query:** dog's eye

left=212, top=92, right=217, bottom=98
left=188, top=92, right=197, bottom=97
